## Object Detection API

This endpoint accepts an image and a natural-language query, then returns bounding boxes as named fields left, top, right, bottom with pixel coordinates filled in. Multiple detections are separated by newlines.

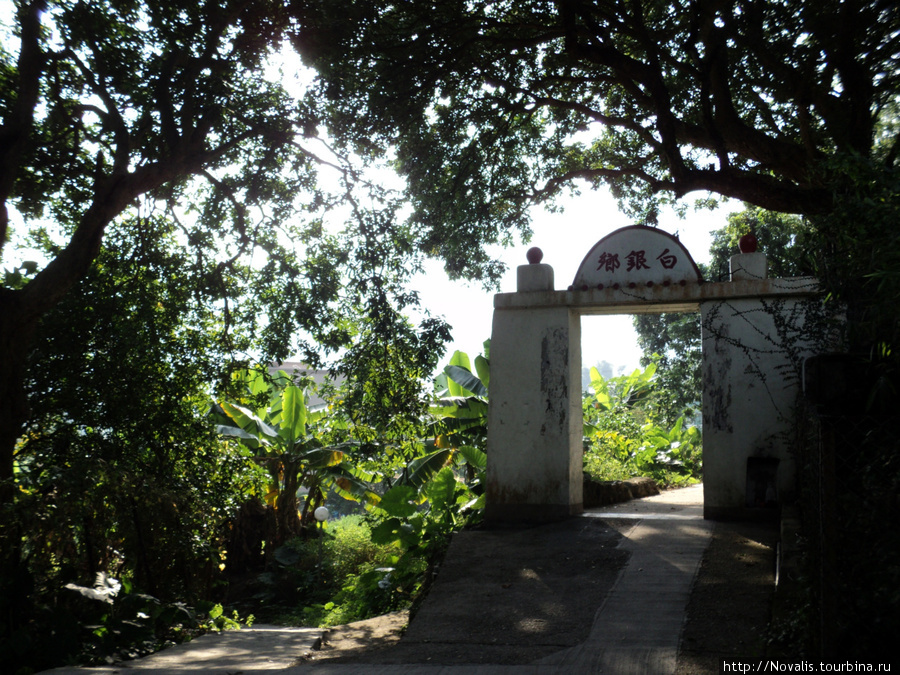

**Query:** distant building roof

left=267, top=361, right=344, bottom=410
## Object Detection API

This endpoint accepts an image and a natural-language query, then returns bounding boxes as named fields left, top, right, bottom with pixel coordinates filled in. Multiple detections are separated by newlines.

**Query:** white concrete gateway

left=485, top=225, right=821, bottom=522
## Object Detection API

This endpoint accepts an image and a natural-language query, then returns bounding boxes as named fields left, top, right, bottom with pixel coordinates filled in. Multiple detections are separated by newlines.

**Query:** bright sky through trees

left=0, top=7, right=729, bottom=378
left=257, top=43, right=727, bottom=375
left=414, top=189, right=731, bottom=374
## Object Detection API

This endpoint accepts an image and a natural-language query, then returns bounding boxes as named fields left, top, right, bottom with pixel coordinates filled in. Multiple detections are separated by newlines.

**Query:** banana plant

left=431, top=346, right=489, bottom=447
left=366, top=347, right=493, bottom=553
left=585, top=361, right=658, bottom=420
left=215, top=368, right=376, bottom=543
left=583, top=361, right=656, bottom=436
left=634, top=416, right=702, bottom=477
left=427, top=344, right=490, bottom=491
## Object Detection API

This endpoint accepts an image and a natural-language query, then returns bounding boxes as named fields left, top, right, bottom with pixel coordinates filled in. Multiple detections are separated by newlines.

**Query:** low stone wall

left=582, top=475, right=660, bottom=508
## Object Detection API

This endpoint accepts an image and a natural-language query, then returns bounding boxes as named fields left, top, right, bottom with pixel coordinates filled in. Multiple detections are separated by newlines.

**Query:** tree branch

left=67, top=47, right=131, bottom=176
left=0, top=0, right=46, bottom=258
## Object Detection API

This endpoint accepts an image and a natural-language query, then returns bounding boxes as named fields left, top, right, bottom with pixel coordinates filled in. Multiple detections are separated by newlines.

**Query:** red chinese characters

left=596, top=252, right=621, bottom=272
left=656, top=248, right=677, bottom=269
left=596, top=248, right=678, bottom=273
left=626, top=250, right=650, bottom=271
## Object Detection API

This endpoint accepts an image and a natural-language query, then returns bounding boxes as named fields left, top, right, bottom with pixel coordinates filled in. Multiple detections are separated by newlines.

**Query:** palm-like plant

left=428, top=346, right=490, bottom=486
left=215, top=369, right=374, bottom=544
left=586, top=361, right=658, bottom=415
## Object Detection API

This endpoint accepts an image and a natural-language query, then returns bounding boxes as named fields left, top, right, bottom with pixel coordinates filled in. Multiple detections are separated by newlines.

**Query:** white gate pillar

left=485, top=252, right=583, bottom=522
left=699, top=249, right=817, bottom=519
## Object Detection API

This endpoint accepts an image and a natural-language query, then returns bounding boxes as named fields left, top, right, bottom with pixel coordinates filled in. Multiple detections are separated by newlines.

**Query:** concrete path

left=41, top=625, right=323, bottom=674
left=42, top=485, right=712, bottom=675
left=538, top=504, right=712, bottom=671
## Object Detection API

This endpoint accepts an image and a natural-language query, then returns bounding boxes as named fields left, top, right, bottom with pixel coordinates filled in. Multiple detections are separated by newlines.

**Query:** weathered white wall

left=486, top=265, right=583, bottom=522
left=700, top=295, right=817, bottom=518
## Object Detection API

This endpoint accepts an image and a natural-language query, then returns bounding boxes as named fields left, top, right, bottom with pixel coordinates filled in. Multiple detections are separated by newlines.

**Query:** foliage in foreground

left=2, top=222, right=267, bottom=673
left=790, top=159, right=900, bottom=658
left=2, top=569, right=253, bottom=672
left=215, top=352, right=490, bottom=631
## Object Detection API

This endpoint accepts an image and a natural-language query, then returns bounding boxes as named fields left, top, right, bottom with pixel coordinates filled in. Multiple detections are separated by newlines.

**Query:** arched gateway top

left=570, top=225, right=703, bottom=291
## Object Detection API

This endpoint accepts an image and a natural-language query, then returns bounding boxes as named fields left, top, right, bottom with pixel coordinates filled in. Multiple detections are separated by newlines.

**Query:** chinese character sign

left=598, top=248, right=675, bottom=273
left=572, top=226, right=702, bottom=291
left=596, top=252, right=621, bottom=273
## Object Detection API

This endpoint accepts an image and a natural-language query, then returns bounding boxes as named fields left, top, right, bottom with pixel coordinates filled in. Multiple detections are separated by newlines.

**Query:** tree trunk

left=0, top=193, right=131, bottom=509
left=0, top=288, right=39, bottom=587
left=0, top=257, right=97, bottom=508
left=274, top=461, right=304, bottom=545
left=0, top=289, right=36, bottom=507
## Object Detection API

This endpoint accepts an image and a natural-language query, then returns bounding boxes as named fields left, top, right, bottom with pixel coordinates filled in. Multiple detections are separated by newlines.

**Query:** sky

left=413, top=189, right=736, bottom=375
left=0, top=16, right=735, bottom=378
left=259, top=47, right=736, bottom=375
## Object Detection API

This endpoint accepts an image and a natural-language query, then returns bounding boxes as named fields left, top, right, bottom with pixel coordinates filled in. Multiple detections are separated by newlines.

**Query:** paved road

left=44, top=485, right=713, bottom=675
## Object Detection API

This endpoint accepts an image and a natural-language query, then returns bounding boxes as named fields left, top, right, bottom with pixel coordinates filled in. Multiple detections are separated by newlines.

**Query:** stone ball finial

left=738, top=232, right=758, bottom=253
left=526, top=247, right=544, bottom=264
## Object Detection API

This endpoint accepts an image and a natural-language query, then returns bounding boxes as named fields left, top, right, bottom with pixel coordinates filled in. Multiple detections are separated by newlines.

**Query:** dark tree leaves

left=292, top=0, right=900, bottom=285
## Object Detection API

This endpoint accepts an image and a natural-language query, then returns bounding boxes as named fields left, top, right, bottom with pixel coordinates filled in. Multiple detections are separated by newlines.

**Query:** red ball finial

left=738, top=232, right=758, bottom=253
left=526, top=247, right=544, bottom=264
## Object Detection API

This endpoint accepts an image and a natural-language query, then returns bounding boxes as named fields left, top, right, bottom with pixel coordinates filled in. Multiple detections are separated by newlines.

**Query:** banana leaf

left=444, top=364, right=488, bottom=399
left=403, top=447, right=455, bottom=489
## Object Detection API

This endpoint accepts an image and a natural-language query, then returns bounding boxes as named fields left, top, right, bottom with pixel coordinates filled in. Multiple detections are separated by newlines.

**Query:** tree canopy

left=0, top=4, right=452, bottom=664
left=294, top=0, right=899, bottom=275
left=0, top=0, right=449, bottom=502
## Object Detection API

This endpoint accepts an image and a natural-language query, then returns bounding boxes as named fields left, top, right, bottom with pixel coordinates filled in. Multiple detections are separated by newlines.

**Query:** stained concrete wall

left=486, top=265, right=584, bottom=522
left=700, top=295, right=817, bottom=519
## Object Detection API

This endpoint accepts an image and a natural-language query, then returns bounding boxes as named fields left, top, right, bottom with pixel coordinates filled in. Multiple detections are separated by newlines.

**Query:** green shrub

left=259, top=515, right=407, bottom=627
left=583, top=417, right=702, bottom=487
left=582, top=363, right=702, bottom=487
left=301, top=556, right=423, bottom=628
left=324, top=515, right=399, bottom=584
left=583, top=445, right=636, bottom=482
